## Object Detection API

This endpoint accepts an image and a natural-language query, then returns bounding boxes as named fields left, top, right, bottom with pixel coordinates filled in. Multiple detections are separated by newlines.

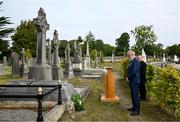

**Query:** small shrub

left=71, top=94, right=85, bottom=111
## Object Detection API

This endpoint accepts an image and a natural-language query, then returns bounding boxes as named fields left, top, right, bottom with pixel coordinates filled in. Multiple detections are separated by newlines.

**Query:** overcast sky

left=2, top=0, right=180, bottom=47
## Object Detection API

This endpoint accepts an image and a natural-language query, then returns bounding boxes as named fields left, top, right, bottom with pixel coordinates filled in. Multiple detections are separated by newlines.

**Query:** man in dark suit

left=137, top=55, right=147, bottom=101
left=127, top=50, right=140, bottom=116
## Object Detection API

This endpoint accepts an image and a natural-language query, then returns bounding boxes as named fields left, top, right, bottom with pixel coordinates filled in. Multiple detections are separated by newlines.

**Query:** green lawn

left=0, top=66, right=27, bottom=84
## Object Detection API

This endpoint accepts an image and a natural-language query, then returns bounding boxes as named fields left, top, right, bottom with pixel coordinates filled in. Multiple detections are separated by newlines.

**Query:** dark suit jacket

left=128, top=57, right=140, bottom=86
left=140, top=61, right=147, bottom=83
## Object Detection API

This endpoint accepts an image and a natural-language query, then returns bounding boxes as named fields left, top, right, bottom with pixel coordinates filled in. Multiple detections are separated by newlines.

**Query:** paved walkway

left=0, top=109, right=37, bottom=121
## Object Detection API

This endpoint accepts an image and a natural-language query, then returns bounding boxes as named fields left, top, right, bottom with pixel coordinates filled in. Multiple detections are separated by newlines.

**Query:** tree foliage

left=0, top=1, right=14, bottom=60
left=131, top=25, right=157, bottom=53
left=11, top=20, right=36, bottom=57
left=166, top=44, right=180, bottom=58
left=115, top=32, right=130, bottom=55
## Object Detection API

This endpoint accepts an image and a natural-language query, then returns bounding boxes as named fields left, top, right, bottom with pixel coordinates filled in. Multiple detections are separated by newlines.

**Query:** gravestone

left=52, top=30, right=63, bottom=80
left=174, top=55, right=178, bottom=62
left=0, top=64, right=4, bottom=75
left=11, top=52, right=20, bottom=77
left=47, top=39, right=52, bottom=65
left=95, top=54, right=99, bottom=69
left=85, top=40, right=91, bottom=69
left=163, top=53, right=166, bottom=63
left=28, top=8, right=52, bottom=81
left=3, top=56, right=7, bottom=66
left=20, top=48, right=25, bottom=77
left=64, top=43, right=74, bottom=78
left=112, top=50, right=115, bottom=63
left=142, top=48, right=147, bottom=62
left=72, top=40, right=82, bottom=76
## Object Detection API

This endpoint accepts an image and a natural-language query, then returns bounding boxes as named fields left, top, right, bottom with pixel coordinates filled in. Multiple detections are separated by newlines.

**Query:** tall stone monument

left=64, top=43, right=74, bottom=78
left=28, top=8, right=52, bottom=81
left=163, top=53, right=166, bottom=63
left=3, top=56, right=7, bottom=66
left=0, top=64, right=4, bottom=75
left=47, top=39, right=52, bottom=65
left=51, top=30, right=63, bottom=80
left=20, top=48, right=25, bottom=77
left=174, top=55, right=178, bottom=62
left=112, top=50, right=115, bottom=63
left=142, top=48, right=147, bottom=62
left=72, top=40, right=82, bottom=76
left=85, top=41, right=91, bottom=69
left=11, top=52, right=20, bottom=77
left=95, top=54, right=99, bottom=69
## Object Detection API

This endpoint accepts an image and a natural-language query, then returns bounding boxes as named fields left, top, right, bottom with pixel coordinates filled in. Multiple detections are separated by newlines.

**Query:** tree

left=82, top=31, right=96, bottom=56
left=166, top=44, right=180, bottom=58
left=0, top=1, right=14, bottom=60
left=104, top=44, right=115, bottom=56
left=95, top=39, right=104, bottom=52
left=131, top=25, right=157, bottom=52
left=11, top=20, right=36, bottom=57
left=59, top=40, right=68, bottom=57
left=115, top=32, right=130, bottom=56
left=90, top=49, right=97, bottom=61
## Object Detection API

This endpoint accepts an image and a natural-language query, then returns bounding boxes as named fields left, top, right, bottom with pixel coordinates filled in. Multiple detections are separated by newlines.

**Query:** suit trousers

left=129, top=84, right=140, bottom=113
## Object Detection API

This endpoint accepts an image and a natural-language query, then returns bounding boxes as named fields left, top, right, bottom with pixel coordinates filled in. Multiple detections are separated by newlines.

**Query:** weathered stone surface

left=11, top=52, right=20, bottom=77
left=52, top=30, right=63, bottom=80
left=28, top=8, right=52, bottom=81
left=64, top=43, right=74, bottom=79
left=3, top=56, right=7, bottom=66
left=0, top=64, right=4, bottom=75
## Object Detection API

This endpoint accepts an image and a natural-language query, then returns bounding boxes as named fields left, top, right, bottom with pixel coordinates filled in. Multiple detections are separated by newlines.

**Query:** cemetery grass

left=59, top=77, right=128, bottom=121
left=0, top=66, right=26, bottom=84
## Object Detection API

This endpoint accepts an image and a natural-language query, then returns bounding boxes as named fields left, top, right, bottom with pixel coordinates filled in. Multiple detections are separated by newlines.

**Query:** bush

left=71, top=94, right=85, bottom=111
left=146, top=65, right=180, bottom=117
left=120, top=58, right=129, bottom=79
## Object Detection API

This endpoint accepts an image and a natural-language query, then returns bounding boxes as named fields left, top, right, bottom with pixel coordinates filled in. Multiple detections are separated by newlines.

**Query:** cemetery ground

left=0, top=63, right=179, bottom=121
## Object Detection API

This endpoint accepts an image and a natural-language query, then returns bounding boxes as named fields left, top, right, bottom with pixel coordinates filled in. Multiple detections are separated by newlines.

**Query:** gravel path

left=0, top=109, right=37, bottom=121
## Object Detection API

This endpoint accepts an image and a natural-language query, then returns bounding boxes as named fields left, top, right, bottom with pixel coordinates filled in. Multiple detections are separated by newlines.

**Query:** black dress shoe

left=128, top=108, right=133, bottom=112
left=130, top=111, right=140, bottom=116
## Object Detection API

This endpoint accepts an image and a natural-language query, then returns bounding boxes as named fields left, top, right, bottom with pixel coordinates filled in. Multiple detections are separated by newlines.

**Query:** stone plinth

left=101, top=67, right=119, bottom=102
left=28, top=64, right=52, bottom=81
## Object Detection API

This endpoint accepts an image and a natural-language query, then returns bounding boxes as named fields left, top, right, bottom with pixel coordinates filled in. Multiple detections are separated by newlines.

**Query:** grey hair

left=127, top=50, right=135, bottom=55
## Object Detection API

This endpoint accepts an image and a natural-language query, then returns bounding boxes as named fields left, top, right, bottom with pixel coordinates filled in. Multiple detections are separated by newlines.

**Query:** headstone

left=0, top=64, right=4, bottom=75
left=3, top=56, right=7, bottom=66
left=20, top=48, right=25, bottom=77
left=28, top=7, right=52, bottom=81
left=47, top=39, right=52, bottom=65
left=174, top=55, right=178, bottom=62
left=142, top=48, right=147, bottom=62
left=52, top=30, right=63, bottom=80
left=154, top=51, right=156, bottom=59
left=95, top=55, right=99, bottom=69
left=85, top=41, right=91, bottom=69
left=72, top=40, right=82, bottom=76
left=163, top=53, right=166, bottom=63
left=112, top=50, right=115, bottom=63
left=64, top=43, right=74, bottom=78
left=11, top=52, right=20, bottom=77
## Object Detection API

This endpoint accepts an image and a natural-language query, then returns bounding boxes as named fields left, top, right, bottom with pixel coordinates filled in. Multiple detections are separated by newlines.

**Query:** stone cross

left=33, top=7, right=49, bottom=64
left=47, top=39, right=52, bottom=65
left=52, top=30, right=59, bottom=66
